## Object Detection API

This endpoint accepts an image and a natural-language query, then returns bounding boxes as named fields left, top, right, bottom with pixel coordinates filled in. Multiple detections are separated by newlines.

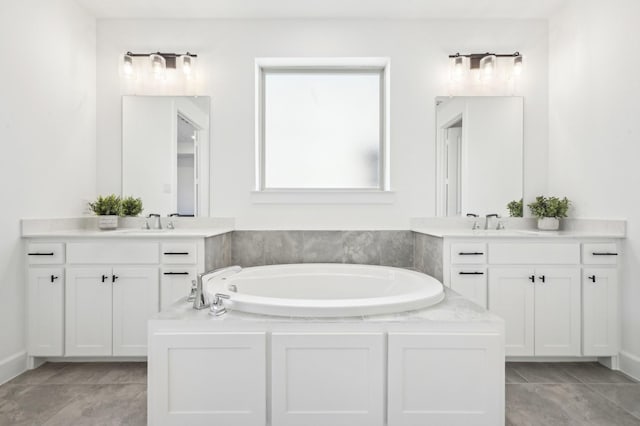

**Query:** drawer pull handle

left=592, top=252, right=618, bottom=256
left=101, top=275, right=109, bottom=283
left=164, top=252, right=190, bottom=255
left=28, top=252, right=55, bottom=256
left=163, top=272, right=189, bottom=276
left=538, top=275, right=546, bottom=283
left=588, top=275, right=597, bottom=283
left=112, top=275, right=119, bottom=283
left=459, top=271, right=484, bottom=275
left=458, top=252, right=484, bottom=256
left=529, top=275, right=535, bottom=283
left=50, top=275, right=59, bottom=283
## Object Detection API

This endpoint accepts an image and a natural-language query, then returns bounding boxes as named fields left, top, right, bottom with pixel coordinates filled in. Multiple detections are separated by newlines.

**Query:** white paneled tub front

left=148, top=264, right=505, bottom=426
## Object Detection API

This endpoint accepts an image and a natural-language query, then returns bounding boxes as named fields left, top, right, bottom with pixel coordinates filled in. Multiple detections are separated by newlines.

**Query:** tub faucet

left=485, top=213, right=499, bottom=230
left=209, top=293, right=230, bottom=316
left=192, top=266, right=242, bottom=310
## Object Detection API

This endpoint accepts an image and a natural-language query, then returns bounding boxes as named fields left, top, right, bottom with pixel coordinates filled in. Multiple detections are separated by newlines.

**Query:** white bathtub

left=205, top=263, right=445, bottom=317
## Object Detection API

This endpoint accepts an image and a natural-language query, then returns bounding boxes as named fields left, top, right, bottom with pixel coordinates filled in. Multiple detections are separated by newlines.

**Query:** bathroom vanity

left=412, top=221, right=625, bottom=364
left=22, top=220, right=232, bottom=364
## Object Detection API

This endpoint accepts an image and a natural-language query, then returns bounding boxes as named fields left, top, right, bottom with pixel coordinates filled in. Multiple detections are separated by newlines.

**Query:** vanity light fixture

left=448, top=51, right=523, bottom=81
left=122, top=51, right=198, bottom=80
left=122, top=53, right=134, bottom=78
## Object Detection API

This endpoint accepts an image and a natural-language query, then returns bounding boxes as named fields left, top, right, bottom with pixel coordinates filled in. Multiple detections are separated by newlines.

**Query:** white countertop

left=152, top=287, right=503, bottom=325
left=411, top=227, right=625, bottom=239
left=21, top=227, right=234, bottom=239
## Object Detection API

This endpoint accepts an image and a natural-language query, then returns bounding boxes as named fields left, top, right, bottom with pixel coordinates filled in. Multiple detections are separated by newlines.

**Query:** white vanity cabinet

left=442, top=237, right=620, bottom=359
left=26, top=237, right=205, bottom=360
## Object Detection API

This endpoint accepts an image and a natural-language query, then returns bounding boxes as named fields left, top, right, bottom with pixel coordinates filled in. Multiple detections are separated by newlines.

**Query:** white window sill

left=251, top=190, right=396, bottom=205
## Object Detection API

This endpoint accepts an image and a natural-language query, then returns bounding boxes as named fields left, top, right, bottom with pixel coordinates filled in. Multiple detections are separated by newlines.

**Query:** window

left=256, top=58, right=390, bottom=196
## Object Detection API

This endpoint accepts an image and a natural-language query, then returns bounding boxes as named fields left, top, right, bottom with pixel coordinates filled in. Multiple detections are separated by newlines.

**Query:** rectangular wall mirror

left=122, top=96, right=210, bottom=217
left=435, top=96, right=523, bottom=217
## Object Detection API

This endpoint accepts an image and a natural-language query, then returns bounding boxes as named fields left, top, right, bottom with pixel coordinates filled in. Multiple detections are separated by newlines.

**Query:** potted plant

left=121, top=196, right=143, bottom=217
left=527, top=196, right=570, bottom=230
left=507, top=199, right=523, bottom=217
left=89, top=194, right=122, bottom=230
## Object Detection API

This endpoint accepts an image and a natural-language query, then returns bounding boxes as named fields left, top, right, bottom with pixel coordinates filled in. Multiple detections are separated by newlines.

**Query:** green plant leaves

left=527, top=195, right=570, bottom=219
left=88, top=194, right=122, bottom=216
left=121, top=196, right=143, bottom=216
left=507, top=198, right=523, bottom=217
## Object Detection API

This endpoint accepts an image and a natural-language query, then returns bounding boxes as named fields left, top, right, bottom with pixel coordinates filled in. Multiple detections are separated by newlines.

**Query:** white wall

left=0, top=0, right=96, bottom=381
left=548, top=0, right=640, bottom=377
left=96, top=19, right=549, bottom=229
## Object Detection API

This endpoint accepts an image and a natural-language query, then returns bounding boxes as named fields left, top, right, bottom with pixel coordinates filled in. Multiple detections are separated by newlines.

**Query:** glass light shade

left=122, top=54, right=134, bottom=78
left=452, top=56, right=465, bottom=81
left=513, top=55, right=524, bottom=76
left=150, top=54, right=166, bottom=80
left=180, top=55, right=195, bottom=78
left=479, top=55, right=496, bottom=79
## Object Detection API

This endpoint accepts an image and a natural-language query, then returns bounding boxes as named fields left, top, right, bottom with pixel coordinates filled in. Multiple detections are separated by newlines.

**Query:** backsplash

left=205, top=231, right=419, bottom=270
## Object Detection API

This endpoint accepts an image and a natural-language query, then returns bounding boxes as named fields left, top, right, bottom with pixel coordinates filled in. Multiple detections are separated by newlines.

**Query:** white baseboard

left=619, top=351, right=640, bottom=381
left=0, top=351, right=27, bottom=385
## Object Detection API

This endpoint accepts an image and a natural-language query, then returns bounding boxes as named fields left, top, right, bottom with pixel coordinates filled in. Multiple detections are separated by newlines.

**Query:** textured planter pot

left=98, top=215, right=118, bottom=230
left=537, top=217, right=560, bottom=231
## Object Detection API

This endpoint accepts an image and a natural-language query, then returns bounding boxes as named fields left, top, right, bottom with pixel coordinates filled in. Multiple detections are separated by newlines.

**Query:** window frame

left=254, top=57, right=391, bottom=201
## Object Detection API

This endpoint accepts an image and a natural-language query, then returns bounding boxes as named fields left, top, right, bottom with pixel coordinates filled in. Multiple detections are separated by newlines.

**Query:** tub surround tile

left=264, top=231, right=304, bottom=265
left=232, top=231, right=265, bottom=267
left=343, top=231, right=380, bottom=264
left=301, top=231, right=344, bottom=263
left=379, top=231, right=414, bottom=267
left=205, top=232, right=233, bottom=271
left=414, top=233, right=443, bottom=282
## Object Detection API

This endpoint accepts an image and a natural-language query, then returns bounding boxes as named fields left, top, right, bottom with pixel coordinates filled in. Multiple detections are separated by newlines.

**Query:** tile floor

left=0, top=361, right=638, bottom=425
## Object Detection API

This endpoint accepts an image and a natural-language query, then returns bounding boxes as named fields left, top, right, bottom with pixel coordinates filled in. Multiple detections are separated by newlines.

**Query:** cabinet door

left=388, top=332, right=504, bottom=426
left=66, top=268, right=112, bottom=356
left=28, top=268, right=64, bottom=356
left=450, top=268, right=487, bottom=308
left=488, top=268, right=535, bottom=356
left=113, top=267, right=159, bottom=356
left=160, top=267, right=197, bottom=309
left=583, top=268, right=618, bottom=356
left=534, top=267, right=581, bottom=356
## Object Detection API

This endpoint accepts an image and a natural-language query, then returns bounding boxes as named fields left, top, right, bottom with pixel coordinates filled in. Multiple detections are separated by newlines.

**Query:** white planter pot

left=98, top=215, right=118, bottom=230
left=537, top=217, right=560, bottom=231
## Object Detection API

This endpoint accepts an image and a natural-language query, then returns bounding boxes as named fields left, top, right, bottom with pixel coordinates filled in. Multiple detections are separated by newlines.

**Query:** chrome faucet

left=209, top=293, right=230, bottom=316
left=467, top=213, right=481, bottom=230
left=485, top=213, right=500, bottom=230
left=167, top=213, right=179, bottom=230
left=192, top=266, right=242, bottom=310
left=147, top=213, right=162, bottom=230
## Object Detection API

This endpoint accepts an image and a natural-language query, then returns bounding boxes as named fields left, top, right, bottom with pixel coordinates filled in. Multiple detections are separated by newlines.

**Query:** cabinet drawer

left=27, top=243, right=65, bottom=265
left=450, top=267, right=487, bottom=308
left=489, top=243, right=579, bottom=265
left=582, top=243, right=619, bottom=265
left=451, top=243, right=487, bottom=264
left=161, top=242, right=197, bottom=264
left=67, top=242, right=159, bottom=264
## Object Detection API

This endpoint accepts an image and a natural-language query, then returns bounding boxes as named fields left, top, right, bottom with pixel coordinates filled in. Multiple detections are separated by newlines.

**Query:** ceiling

left=76, top=0, right=566, bottom=20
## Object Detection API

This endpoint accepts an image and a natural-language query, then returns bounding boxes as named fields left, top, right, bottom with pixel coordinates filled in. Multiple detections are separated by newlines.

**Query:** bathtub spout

left=192, top=266, right=242, bottom=310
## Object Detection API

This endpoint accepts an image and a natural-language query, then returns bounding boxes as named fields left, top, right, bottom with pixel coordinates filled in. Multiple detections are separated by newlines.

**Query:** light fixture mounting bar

left=126, top=51, right=198, bottom=69
left=449, top=51, right=520, bottom=69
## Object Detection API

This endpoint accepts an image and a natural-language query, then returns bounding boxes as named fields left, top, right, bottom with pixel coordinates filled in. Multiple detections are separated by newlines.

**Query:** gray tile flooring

left=0, top=361, right=638, bottom=425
